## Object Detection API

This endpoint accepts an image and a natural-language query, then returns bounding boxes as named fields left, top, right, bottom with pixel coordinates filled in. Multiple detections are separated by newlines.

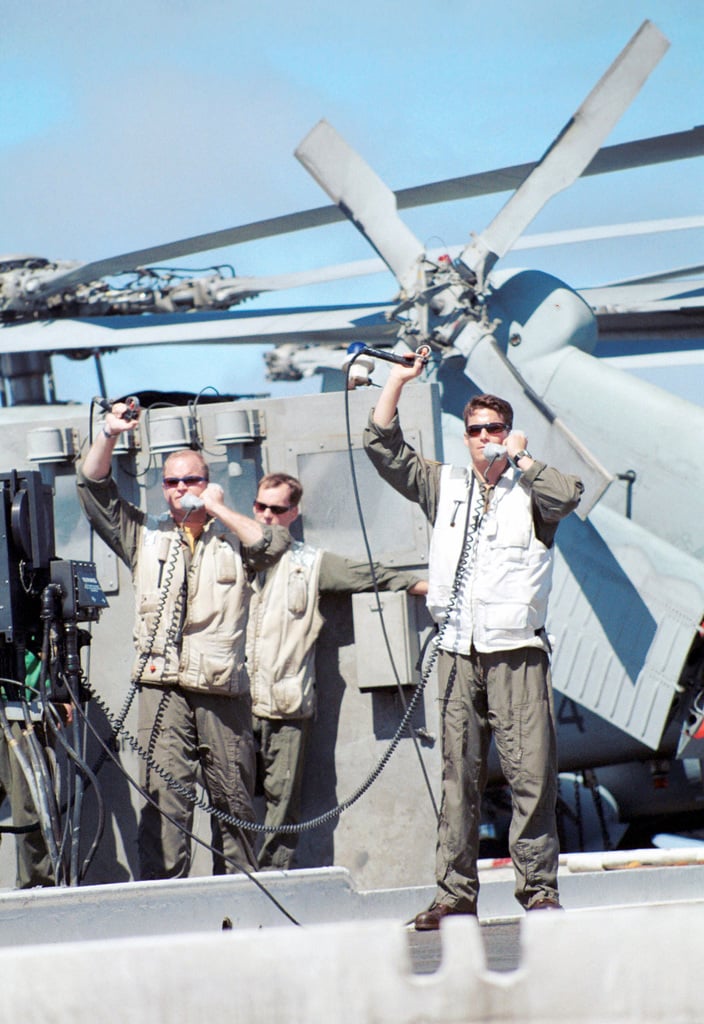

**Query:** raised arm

left=82, top=402, right=139, bottom=481
left=200, top=483, right=265, bottom=547
left=371, top=354, right=426, bottom=428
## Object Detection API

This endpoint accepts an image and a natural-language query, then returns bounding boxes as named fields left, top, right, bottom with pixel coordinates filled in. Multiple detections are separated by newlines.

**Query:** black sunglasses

left=466, top=422, right=509, bottom=437
left=253, top=500, right=292, bottom=515
left=163, top=475, right=208, bottom=487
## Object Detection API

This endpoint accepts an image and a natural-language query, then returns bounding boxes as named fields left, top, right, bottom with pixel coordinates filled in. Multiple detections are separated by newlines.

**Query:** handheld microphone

left=358, top=346, right=430, bottom=367
left=483, top=442, right=507, bottom=462
left=179, top=493, right=205, bottom=511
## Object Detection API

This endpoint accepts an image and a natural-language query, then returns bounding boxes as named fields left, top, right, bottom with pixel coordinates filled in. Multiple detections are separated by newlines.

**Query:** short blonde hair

left=163, top=449, right=209, bottom=480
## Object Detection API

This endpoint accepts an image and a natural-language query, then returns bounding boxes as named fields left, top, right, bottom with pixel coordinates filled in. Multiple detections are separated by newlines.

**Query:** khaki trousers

left=434, top=645, right=560, bottom=911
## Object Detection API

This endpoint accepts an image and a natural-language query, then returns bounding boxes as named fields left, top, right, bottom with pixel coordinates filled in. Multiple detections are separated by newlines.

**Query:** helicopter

left=1, top=19, right=704, bottom=889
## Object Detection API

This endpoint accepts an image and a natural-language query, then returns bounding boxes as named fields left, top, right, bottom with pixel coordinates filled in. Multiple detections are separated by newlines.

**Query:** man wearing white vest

left=248, top=472, right=427, bottom=870
left=363, top=357, right=583, bottom=927
left=77, top=403, right=290, bottom=880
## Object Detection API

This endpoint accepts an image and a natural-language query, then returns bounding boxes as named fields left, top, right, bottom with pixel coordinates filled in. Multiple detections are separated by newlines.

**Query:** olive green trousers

left=434, top=645, right=560, bottom=912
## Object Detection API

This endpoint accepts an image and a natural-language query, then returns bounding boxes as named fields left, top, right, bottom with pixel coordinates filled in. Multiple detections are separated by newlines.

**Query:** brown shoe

left=414, top=903, right=476, bottom=931
left=526, top=896, right=563, bottom=911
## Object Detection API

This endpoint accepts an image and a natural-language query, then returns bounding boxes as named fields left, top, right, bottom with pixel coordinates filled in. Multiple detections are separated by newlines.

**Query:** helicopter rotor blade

left=453, top=22, right=667, bottom=512
left=31, top=208, right=347, bottom=301
left=0, top=304, right=396, bottom=356
left=30, top=117, right=699, bottom=305
left=586, top=262, right=704, bottom=289
left=231, top=215, right=704, bottom=295
left=292, top=122, right=616, bottom=506
left=295, top=119, right=426, bottom=296
left=514, top=214, right=704, bottom=252
left=196, top=262, right=395, bottom=300
left=460, top=20, right=670, bottom=287
left=396, top=125, right=704, bottom=208
left=24, top=207, right=704, bottom=321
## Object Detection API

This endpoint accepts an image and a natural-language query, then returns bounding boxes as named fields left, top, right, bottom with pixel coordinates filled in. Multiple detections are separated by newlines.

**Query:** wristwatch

left=511, top=448, right=531, bottom=467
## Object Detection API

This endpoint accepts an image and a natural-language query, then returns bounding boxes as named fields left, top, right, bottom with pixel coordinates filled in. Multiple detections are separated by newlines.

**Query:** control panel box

left=352, top=590, right=421, bottom=690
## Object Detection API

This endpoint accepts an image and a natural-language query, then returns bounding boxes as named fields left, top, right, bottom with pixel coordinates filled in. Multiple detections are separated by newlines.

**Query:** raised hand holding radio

left=100, top=397, right=141, bottom=439
left=484, top=431, right=533, bottom=470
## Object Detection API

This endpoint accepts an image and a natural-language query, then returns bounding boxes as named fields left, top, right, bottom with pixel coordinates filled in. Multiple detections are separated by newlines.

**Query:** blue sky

left=2, top=1, right=702, bottom=403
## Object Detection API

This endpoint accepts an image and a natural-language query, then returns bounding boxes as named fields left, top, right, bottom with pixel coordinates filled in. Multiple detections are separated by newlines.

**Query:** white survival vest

left=427, top=464, right=553, bottom=654
left=247, top=542, right=324, bottom=720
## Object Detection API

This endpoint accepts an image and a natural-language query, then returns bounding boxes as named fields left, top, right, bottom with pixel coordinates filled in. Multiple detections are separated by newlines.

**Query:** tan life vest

left=132, top=516, right=251, bottom=695
left=247, top=543, right=324, bottom=719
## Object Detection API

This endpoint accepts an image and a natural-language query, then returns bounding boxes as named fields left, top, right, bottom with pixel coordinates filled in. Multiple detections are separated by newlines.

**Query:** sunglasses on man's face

left=162, top=475, right=208, bottom=487
left=465, top=422, right=509, bottom=438
left=253, top=500, right=292, bottom=515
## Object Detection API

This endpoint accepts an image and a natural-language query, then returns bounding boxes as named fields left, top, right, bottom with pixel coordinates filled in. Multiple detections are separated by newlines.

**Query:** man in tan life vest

left=77, top=403, right=290, bottom=879
left=248, top=472, right=427, bottom=870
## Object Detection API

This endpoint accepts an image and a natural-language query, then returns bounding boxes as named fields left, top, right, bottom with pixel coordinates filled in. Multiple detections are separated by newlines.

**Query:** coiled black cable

left=91, top=530, right=182, bottom=776
left=62, top=674, right=300, bottom=925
